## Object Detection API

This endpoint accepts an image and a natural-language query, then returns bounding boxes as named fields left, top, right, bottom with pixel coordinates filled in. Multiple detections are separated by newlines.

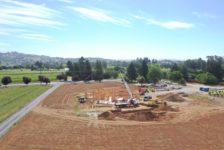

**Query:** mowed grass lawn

left=0, top=69, right=64, bottom=84
left=0, top=85, right=51, bottom=123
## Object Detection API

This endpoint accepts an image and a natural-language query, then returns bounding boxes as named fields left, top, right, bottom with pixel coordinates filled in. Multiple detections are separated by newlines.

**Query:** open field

left=0, top=85, right=51, bottom=123
left=1, top=82, right=224, bottom=149
left=0, top=69, right=64, bottom=84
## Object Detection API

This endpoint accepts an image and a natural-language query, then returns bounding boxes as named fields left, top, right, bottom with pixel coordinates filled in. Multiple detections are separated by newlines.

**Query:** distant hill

left=0, top=51, right=182, bottom=67
left=0, top=52, right=114, bottom=66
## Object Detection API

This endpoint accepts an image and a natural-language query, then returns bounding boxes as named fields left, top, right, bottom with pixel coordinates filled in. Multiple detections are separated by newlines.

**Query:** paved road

left=150, top=83, right=224, bottom=99
left=0, top=82, right=63, bottom=137
left=0, top=82, right=61, bottom=88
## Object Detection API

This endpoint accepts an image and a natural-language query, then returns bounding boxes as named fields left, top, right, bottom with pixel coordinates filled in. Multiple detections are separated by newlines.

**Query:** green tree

left=148, top=64, right=162, bottom=85
left=73, top=63, right=80, bottom=80
left=84, top=60, right=92, bottom=81
left=56, top=73, right=67, bottom=81
left=197, top=72, right=218, bottom=85
left=78, top=57, right=85, bottom=80
left=169, top=71, right=183, bottom=81
left=66, top=61, right=73, bottom=76
left=1, top=76, right=12, bottom=87
left=127, top=62, right=137, bottom=81
left=35, top=61, right=44, bottom=70
left=141, top=60, right=148, bottom=81
left=161, top=68, right=170, bottom=79
left=169, top=71, right=186, bottom=85
left=171, top=63, right=179, bottom=72
left=22, top=77, right=31, bottom=85
left=38, top=75, right=45, bottom=84
left=206, top=56, right=224, bottom=81
left=42, top=77, right=50, bottom=85
left=179, top=64, right=189, bottom=81
left=95, top=60, right=104, bottom=82
left=137, top=76, right=145, bottom=85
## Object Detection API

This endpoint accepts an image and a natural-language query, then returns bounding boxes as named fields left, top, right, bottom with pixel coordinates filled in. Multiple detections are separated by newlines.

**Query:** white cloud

left=133, top=15, right=194, bottom=29
left=0, top=0, right=65, bottom=41
left=192, top=12, right=217, bottom=19
left=19, top=33, right=53, bottom=41
left=0, top=0, right=65, bottom=27
left=57, top=0, right=73, bottom=3
left=0, top=0, right=66, bottom=42
left=0, top=31, right=9, bottom=35
left=71, top=7, right=130, bottom=26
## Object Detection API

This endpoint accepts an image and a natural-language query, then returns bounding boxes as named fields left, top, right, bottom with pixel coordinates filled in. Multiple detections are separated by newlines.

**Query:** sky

left=0, top=0, right=224, bottom=60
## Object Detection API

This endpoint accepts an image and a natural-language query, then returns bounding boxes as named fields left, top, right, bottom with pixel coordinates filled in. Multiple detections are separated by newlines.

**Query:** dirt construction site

left=1, top=81, right=224, bottom=150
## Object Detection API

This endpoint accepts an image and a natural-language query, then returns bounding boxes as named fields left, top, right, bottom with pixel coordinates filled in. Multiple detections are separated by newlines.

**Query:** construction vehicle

left=147, top=100, right=159, bottom=107
left=143, top=93, right=152, bottom=101
left=115, top=101, right=129, bottom=108
left=200, top=87, right=209, bottom=92
left=77, top=96, right=87, bottom=103
left=115, top=98, right=139, bottom=108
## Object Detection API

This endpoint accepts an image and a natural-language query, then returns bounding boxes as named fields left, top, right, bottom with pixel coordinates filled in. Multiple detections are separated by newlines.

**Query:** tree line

left=65, top=57, right=119, bottom=82
left=125, top=56, right=224, bottom=85
left=0, top=76, right=51, bottom=87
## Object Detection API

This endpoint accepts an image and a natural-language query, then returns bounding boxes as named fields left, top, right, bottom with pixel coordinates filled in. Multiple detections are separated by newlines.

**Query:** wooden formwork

left=85, top=87, right=138, bottom=101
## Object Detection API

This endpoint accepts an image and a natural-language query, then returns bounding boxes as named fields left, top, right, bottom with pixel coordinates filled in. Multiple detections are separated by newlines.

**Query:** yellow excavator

left=147, top=100, right=159, bottom=107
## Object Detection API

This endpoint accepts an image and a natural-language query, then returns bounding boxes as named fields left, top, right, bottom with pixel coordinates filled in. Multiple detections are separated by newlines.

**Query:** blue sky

left=0, top=0, right=223, bottom=60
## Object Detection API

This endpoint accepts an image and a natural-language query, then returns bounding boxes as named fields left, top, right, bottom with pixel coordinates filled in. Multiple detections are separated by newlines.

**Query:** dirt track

left=1, top=82, right=224, bottom=150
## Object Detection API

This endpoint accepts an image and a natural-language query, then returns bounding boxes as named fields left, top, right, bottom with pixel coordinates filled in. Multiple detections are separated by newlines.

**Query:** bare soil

left=158, top=93, right=186, bottom=102
left=1, top=81, right=224, bottom=150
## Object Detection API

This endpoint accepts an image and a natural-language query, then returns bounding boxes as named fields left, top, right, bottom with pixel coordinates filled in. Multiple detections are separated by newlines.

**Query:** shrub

left=137, top=76, right=145, bottom=85
left=197, top=72, right=218, bottom=85
left=1, top=76, right=12, bottom=86
left=72, top=75, right=80, bottom=82
left=42, top=77, right=50, bottom=85
left=169, top=71, right=183, bottom=81
left=179, top=78, right=186, bottom=85
left=56, top=73, right=67, bottom=81
left=169, top=71, right=186, bottom=85
left=103, top=72, right=111, bottom=79
left=22, top=77, right=31, bottom=85
left=38, top=75, right=45, bottom=83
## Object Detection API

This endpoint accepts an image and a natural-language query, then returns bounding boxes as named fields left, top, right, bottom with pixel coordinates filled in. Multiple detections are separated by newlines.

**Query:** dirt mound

left=98, top=111, right=115, bottom=120
left=98, top=109, right=168, bottom=122
left=159, top=93, right=185, bottom=102
left=154, top=102, right=179, bottom=112
left=127, top=110, right=163, bottom=121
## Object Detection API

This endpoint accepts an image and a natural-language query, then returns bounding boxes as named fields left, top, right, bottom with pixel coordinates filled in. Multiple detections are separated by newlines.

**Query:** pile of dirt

left=127, top=110, right=163, bottom=121
left=98, top=109, right=167, bottom=122
left=98, top=111, right=116, bottom=120
left=154, top=102, right=179, bottom=112
left=159, top=93, right=185, bottom=102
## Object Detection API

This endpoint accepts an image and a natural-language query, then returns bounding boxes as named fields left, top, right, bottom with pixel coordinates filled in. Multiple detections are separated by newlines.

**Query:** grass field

left=0, top=69, right=64, bottom=84
left=0, top=85, right=51, bottom=123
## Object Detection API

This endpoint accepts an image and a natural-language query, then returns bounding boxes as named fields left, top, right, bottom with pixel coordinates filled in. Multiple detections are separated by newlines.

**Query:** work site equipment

left=143, top=93, right=152, bottom=101
left=209, top=90, right=224, bottom=97
left=200, top=87, right=210, bottom=92
left=122, top=76, right=133, bottom=98
left=77, top=96, right=87, bottom=103
left=148, top=100, right=159, bottom=107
